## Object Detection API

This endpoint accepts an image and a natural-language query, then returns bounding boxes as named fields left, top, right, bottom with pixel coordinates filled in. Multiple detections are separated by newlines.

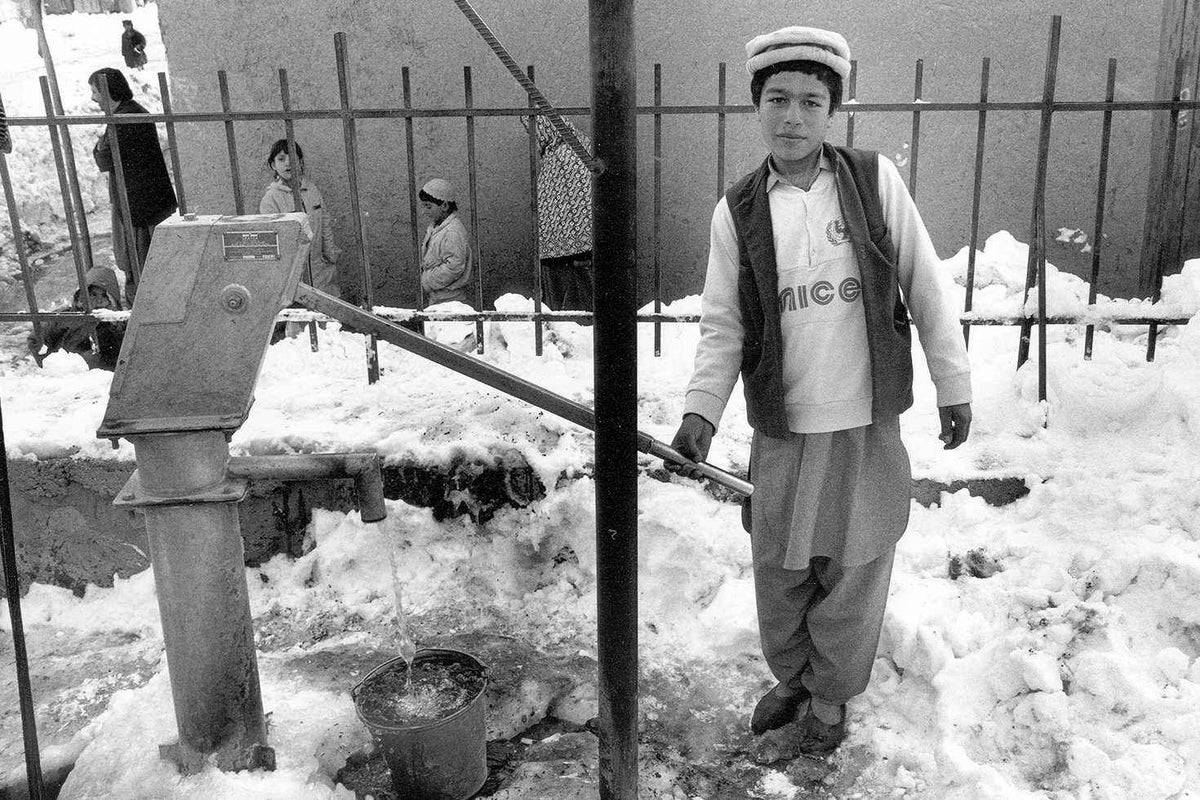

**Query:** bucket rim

left=352, top=647, right=488, bottom=733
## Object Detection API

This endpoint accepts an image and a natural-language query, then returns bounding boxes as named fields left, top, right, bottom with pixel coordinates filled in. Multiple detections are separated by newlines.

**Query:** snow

left=3, top=7, right=1200, bottom=800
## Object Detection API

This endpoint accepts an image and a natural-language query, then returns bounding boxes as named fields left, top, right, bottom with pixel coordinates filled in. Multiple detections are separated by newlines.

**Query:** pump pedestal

left=115, top=431, right=273, bottom=774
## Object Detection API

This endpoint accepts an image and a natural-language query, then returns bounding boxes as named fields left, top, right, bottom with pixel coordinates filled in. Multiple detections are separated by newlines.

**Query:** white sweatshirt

left=683, top=152, right=972, bottom=434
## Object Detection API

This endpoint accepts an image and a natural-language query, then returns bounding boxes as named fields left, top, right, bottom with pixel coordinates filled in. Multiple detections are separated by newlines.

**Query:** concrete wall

left=157, top=0, right=1164, bottom=307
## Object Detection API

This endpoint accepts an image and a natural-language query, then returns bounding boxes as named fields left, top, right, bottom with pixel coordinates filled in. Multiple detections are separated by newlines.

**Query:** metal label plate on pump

left=222, top=230, right=281, bottom=261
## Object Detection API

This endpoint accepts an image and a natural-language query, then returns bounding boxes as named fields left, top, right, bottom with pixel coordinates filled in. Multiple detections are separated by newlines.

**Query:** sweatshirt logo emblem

left=825, top=218, right=849, bottom=246
left=778, top=277, right=862, bottom=313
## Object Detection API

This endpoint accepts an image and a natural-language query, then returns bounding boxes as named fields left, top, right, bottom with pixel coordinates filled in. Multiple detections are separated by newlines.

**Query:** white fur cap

left=744, top=26, right=851, bottom=81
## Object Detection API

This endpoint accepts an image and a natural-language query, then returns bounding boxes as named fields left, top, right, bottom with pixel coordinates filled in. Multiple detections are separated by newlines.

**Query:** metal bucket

left=352, top=648, right=488, bottom=800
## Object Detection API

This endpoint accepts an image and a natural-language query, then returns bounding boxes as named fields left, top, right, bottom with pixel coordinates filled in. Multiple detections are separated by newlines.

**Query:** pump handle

left=292, top=285, right=754, bottom=498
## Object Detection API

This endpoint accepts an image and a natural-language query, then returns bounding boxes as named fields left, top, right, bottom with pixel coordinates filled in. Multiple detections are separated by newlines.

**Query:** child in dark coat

left=27, top=267, right=126, bottom=371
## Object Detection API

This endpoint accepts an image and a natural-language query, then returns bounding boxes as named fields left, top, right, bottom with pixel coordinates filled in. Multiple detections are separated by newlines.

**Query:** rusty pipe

left=227, top=453, right=386, bottom=523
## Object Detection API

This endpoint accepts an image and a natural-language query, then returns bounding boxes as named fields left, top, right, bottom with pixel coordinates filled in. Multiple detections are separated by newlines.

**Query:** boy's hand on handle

left=667, top=413, right=715, bottom=479
left=938, top=403, right=972, bottom=450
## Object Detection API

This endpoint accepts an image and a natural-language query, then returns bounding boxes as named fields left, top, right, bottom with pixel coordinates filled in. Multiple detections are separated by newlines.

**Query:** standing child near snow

left=259, top=138, right=342, bottom=299
left=668, top=26, right=972, bottom=755
left=417, top=178, right=474, bottom=307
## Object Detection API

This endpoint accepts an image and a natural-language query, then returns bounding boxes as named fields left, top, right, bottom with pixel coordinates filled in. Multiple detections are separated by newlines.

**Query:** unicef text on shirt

left=778, top=277, right=862, bottom=312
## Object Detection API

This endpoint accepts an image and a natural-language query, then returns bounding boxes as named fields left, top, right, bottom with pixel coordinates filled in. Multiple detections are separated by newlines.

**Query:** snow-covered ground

left=4, top=6, right=1200, bottom=800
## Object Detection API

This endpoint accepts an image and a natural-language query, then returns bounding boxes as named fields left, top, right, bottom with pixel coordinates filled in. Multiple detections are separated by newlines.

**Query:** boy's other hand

left=938, top=403, right=972, bottom=449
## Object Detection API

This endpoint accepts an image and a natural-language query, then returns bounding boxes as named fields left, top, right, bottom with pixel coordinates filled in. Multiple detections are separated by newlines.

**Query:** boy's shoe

left=796, top=704, right=847, bottom=756
left=750, top=685, right=809, bottom=735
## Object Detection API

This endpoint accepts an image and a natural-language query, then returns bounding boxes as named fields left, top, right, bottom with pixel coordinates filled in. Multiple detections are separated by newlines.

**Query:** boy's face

left=75, top=286, right=113, bottom=310
left=756, top=71, right=833, bottom=171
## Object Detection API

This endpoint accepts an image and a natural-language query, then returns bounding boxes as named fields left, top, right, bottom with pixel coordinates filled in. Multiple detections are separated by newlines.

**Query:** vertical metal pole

left=276, top=68, right=321, bottom=352
left=95, top=79, right=144, bottom=289
left=402, top=67, right=423, bottom=312
left=0, top=399, right=45, bottom=800
left=909, top=59, right=923, bottom=201
left=963, top=58, right=990, bottom=348
left=1017, top=15, right=1061, bottom=407
left=1147, top=58, right=1187, bottom=363
left=217, top=71, right=245, bottom=215
left=38, top=78, right=89, bottom=310
left=1084, top=59, right=1117, bottom=360
left=716, top=62, right=726, bottom=198
left=527, top=66, right=544, bottom=356
left=589, top=0, right=638, bottom=798
left=278, top=68, right=322, bottom=354
left=334, top=34, right=381, bottom=383
left=653, top=63, right=662, bottom=357
left=1, top=154, right=43, bottom=336
left=31, top=5, right=94, bottom=275
left=845, top=61, right=858, bottom=148
left=157, top=72, right=188, bottom=215
left=464, top=66, right=485, bottom=353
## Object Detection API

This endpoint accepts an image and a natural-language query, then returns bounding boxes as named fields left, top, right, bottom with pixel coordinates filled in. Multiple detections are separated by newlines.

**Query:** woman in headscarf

left=89, top=67, right=177, bottom=307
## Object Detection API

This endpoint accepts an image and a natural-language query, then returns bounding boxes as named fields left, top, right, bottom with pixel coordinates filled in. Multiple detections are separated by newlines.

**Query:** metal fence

left=2, top=16, right=1198, bottom=401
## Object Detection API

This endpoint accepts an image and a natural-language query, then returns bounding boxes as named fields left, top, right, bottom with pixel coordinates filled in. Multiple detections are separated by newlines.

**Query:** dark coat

left=121, top=28, right=147, bottom=68
left=93, top=98, right=177, bottom=228
left=27, top=267, right=127, bottom=372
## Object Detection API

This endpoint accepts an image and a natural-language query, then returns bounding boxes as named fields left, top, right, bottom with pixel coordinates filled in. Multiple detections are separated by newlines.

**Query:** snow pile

left=947, top=231, right=1200, bottom=321
left=2, top=284, right=1199, bottom=797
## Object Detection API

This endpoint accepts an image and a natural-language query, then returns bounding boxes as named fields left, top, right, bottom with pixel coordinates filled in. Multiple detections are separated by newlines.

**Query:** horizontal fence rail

left=1, top=16, right=1198, bottom=404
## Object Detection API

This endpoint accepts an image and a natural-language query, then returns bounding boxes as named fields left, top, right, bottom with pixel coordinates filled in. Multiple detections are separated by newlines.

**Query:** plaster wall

left=157, top=0, right=1163, bottom=307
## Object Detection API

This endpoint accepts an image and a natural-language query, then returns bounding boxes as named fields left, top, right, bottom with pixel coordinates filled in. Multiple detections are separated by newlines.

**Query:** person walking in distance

left=668, top=26, right=972, bottom=756
left=120, top=20, right=147, bottom=70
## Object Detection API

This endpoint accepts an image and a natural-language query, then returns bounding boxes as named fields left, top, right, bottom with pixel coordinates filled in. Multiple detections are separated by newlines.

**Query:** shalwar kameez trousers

left=749, top=417, right=910, bottom=707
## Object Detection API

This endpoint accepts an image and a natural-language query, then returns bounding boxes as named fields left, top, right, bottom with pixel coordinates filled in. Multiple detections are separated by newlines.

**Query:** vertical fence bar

left=1084, top=59, right=1117, bottom=360
left=845, top=61, right=858, bottom=148
left=402, top=67, right=423, bottom=313
left=278, top=68, right=322, bottom=353
left=95, top=79, right=143, bottom=294
left=909, top=59, right=923, bottom=200
left=653, top=63, right=663, bottom=357
left=38, top=78, right=89, bottom=311
left=589, top=0, right=639, bottom=795
left=217, top=71, right=245, bottom=214
left=464, top=66, right=485, bottom=353
left=1017, top=16, right=1061, bottom=410
left=1, top=396, right=46, bottom=800
left=963, top=57, right=990, bottom=347
left=716, top=62, right=726, bottom=198
left=157, top=72, right=187, bottom=215
left=334, top=34, right=381, bottom=383
left=527, top=65, right=544, bottom=356
left=32, top=7, right=94, bottom=278
left=1, top=154, right=43, bottom=337
left=1147, top=58, right=1187, bottom=363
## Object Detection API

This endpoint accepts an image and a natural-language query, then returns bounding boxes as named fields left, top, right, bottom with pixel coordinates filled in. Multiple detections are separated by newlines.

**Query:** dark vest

left=726, top=143, right=914, bottom=438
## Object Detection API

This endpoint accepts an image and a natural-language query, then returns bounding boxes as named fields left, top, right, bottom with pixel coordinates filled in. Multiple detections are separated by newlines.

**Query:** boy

left=669, top=26, right=972, bottom=756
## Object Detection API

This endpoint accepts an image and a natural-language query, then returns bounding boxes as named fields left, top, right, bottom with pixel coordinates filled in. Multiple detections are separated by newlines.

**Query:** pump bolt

left=220, top=284, right=252, bottom=315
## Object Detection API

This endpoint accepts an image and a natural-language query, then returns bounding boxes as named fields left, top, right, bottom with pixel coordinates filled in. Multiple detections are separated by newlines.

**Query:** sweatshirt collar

left=765, top=150, right=832, bottom=192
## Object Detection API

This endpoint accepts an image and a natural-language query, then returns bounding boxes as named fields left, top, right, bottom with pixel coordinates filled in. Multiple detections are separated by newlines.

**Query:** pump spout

left=228, top=453, right=387, bottom=523
left=292, top=284, right=754, bottom=498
